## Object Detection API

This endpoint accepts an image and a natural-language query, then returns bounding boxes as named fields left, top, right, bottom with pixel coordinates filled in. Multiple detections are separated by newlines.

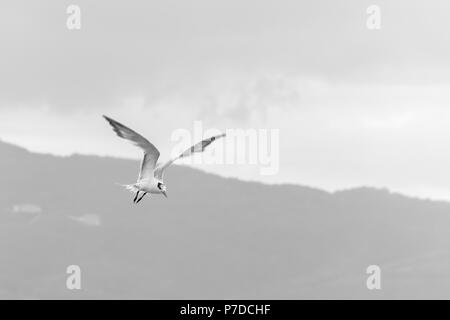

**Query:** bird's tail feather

left=115, top=183, right=139, bottom=193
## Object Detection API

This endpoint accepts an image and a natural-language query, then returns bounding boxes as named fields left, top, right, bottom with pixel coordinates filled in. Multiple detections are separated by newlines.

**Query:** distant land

left=1, top=140, right=450, bottom=299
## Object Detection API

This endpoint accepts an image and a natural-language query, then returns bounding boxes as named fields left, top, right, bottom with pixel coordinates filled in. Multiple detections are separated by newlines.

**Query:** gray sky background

left=2, top=0, right=450, bottom=200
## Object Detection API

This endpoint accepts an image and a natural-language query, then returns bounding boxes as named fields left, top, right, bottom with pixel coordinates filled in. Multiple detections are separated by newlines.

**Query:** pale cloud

left=1, top=0, right=450, bottom=112
left=2, top=0, right=450, bottom=199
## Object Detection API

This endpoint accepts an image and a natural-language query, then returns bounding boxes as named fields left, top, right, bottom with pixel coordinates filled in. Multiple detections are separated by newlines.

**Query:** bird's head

left=157, top=182, right=168, bottom=198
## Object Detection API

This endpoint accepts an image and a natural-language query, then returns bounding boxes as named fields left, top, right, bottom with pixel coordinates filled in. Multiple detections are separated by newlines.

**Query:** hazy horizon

left=2, top=1, right=450, bottom=201
left=2, top=137, right=449, bottom=204
left=3, top=137, right=450, bottom=299
left=3, top=0, right=450, bottom=301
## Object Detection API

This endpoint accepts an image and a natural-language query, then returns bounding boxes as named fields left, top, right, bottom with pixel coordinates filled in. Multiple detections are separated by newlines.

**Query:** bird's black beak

left=162, top=191, right=168, bottom=198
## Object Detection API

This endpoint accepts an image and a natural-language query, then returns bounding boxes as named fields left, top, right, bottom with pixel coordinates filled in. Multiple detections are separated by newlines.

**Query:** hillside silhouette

left=1, top=140, right=450, bottom=299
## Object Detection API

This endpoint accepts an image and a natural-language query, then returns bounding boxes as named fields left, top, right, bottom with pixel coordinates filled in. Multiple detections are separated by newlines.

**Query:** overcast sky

left=2, top=0, right=450, bottom=200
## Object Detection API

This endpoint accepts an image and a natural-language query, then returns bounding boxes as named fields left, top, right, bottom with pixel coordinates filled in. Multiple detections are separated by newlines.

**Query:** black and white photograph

left=1, top=0, right=450, bottom=308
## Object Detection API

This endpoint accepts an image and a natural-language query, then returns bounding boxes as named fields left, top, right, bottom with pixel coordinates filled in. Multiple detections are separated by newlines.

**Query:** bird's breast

left=137, top=179, right=161, bottom=194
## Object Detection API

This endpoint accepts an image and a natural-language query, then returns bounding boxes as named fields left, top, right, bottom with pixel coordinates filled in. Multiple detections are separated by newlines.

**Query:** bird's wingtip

left=103, top=115, right=117, bottom=125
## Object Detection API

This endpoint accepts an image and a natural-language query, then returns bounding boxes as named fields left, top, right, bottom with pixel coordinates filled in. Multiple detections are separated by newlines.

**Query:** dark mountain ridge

left=1, top=140, right=450, bottom=299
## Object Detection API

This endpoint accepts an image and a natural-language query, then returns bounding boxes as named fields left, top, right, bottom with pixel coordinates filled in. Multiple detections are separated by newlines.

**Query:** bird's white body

left=103, top=115, right=225, bottom=203
left=126, top=178, right=161, bottom=194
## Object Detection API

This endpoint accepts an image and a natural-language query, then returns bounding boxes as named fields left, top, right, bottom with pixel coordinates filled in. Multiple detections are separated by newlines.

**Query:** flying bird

left=103, top=115, right=225, bottom=203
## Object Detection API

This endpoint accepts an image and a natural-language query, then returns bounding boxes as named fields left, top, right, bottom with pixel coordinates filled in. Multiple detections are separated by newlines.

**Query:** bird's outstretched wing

left=103, top=115, right=160, bottom=180
left=154, top=133, right=226, bottom=180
